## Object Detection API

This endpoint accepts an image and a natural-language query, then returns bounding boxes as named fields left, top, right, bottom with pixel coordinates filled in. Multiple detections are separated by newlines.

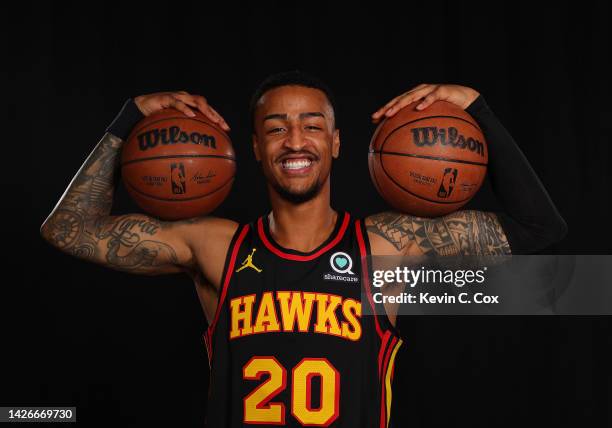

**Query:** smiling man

left=254, top=85, right=338, bottom=205
left=41, top=71, right=566, bottom=427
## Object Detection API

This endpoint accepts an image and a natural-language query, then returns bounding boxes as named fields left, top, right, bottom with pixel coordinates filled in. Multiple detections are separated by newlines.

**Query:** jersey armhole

left=204, top=223, right=250, bottom=360
left=355, top=219, right=403, bottom=340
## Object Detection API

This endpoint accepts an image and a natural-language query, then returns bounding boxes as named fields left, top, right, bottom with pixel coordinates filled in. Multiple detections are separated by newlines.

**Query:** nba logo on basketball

left=437, top=168, right=458, bottom=198
left=171, top=163, right=187, bottom=194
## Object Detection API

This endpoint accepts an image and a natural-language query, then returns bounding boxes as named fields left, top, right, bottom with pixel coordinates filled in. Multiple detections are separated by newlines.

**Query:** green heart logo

left=335, top=257, right=348, bottom=268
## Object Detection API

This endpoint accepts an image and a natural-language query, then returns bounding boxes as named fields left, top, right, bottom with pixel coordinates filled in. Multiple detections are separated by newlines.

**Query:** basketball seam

left=370, top=151, right=487, bottom=167
left=121, top=154, right=236, bottom=166
left=124, top=176, right=235, bottom=202
left=384, top=114, right=481, bottom=137
left=373, top=153, right=476, bottom=205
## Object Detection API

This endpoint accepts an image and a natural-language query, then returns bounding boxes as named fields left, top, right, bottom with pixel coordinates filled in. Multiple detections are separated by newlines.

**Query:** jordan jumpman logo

left=236, top=248, right=262, bottom=273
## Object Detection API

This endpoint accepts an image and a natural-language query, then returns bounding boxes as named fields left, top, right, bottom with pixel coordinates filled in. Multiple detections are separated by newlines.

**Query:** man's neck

left=268, top=183, right=338, bottom=253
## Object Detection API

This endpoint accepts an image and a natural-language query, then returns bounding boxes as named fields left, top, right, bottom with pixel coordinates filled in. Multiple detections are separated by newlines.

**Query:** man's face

left=252, top=85, right=340, bottom=203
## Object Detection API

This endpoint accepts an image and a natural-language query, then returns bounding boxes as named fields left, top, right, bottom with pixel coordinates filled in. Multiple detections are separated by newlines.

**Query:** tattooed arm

left=41, top=92, right=236, bottom=276
left=366, top=211, right=510, bottom=256
left=40, top=133, right=181, bottom=274
left=40, top=132, right=237, bottom=275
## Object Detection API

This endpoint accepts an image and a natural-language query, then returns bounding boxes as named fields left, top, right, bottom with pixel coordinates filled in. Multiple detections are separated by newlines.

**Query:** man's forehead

left=257, top=85, right=332, bottom=114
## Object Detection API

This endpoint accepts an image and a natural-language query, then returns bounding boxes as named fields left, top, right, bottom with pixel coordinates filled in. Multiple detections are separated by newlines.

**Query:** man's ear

left=252, top=134, right=261, bottom=162
left=332, top=129, right=340, bottom=159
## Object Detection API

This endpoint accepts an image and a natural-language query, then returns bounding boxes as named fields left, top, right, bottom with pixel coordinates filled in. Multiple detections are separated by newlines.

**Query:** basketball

left=121, top=109, right=236, bottom=220
left=368, top=100, right=488, bottom=217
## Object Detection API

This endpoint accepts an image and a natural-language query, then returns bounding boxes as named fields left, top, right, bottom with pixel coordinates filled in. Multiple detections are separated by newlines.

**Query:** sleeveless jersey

left=203, top=212, right=402, bottom=427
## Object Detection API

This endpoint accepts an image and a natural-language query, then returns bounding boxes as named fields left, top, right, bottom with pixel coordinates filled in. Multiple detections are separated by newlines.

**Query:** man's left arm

left=365, top=210, right=510, bottom=256
left=369, top=84, right=567, bottom=256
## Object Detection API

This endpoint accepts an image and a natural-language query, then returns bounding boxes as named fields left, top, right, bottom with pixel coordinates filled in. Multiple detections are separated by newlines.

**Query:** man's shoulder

left=363, top=212, right=421, bottom=257
left=172, top=216, right=241, bottom=251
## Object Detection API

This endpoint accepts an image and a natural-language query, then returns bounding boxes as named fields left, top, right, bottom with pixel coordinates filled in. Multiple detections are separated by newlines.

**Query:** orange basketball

left=121, top=109, right=236, bottom=220
left=368, top=100, right=487, bottom=217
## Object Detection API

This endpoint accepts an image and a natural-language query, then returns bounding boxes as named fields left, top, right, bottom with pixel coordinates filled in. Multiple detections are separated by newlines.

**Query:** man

left=41, top=71, right=566, bottom=427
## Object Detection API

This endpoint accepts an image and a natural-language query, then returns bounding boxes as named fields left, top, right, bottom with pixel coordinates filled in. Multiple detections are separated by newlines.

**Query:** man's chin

left=272, top=182, right=323, bottom=204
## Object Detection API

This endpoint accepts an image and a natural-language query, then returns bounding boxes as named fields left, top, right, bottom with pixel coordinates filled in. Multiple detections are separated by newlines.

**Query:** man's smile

left=277, top=153, right=319, bottom=175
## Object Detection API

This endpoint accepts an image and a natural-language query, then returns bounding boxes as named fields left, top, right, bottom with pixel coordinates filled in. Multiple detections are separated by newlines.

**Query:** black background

left=5, top=1, right=611, bottom=427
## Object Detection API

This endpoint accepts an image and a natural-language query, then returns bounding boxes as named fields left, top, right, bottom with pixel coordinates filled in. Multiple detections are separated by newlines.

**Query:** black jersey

left=203, top=212, right=402, bottom=427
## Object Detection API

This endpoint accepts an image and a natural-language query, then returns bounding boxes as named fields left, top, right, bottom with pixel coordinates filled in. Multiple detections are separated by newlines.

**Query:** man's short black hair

left=249, top=70, right=337, bottom=130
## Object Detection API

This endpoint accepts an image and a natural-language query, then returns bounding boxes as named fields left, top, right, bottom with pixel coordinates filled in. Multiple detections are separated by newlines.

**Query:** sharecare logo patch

left=329, top=252, right=354, bottom=274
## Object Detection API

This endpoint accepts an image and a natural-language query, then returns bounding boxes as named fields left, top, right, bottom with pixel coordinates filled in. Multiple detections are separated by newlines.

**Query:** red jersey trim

left=379, top=336, right=398, bottom=428
left=257, top=212, right=350, bottom=261
left=355, top=220, right=384, bottom=340
left=206, top=224, right=250, bottom=360
left=378, top=330, right=392, bottom=379
left=380, top=338, right=402, bottom=428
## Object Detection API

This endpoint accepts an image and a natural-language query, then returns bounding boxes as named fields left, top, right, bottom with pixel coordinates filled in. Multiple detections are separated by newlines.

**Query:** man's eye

left=305, top=126, right=322, bottom=131
left=267, top=128, right=285, bottom=134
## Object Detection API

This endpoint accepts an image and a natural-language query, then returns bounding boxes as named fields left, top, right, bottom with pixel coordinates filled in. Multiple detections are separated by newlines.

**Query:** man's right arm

left=39, top=132, right=233, bottom=275
left=41, top=92, right=235, bottom=276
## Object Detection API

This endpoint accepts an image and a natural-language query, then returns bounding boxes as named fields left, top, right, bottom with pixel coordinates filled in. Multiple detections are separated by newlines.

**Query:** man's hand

left=371, top=84, right=480, bottom=123
left=134, top=91, right=230, bottom=131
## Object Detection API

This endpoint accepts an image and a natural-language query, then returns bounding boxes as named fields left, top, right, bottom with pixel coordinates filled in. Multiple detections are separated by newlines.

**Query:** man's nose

left=283, top=126, right=306, bottom=151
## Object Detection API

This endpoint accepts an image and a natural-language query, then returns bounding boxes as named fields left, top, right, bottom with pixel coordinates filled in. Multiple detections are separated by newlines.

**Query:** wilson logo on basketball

left=137, top=126, right=217, bottom=151
left=411, top=126, right=485, bottom=157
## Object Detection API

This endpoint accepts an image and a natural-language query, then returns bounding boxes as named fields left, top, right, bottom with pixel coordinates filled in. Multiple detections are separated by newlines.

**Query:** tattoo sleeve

left=366, top=211, right=511, bottom=256
left=41, top=133, right=181, bottom=274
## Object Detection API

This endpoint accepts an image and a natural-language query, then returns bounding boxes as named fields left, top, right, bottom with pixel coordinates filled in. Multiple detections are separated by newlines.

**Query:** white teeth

left=282, top=159, right=312, bottom=170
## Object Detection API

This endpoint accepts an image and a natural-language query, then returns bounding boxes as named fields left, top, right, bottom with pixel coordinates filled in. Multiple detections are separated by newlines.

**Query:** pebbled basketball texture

left=368, top=100, right=488, bottom=217
left=121, top=109, right=236, bottom=220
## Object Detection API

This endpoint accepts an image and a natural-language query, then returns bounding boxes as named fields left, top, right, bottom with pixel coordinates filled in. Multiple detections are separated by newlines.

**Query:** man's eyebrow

left=300, top=112, right=325, bottom=119
left=263, top=114, right=287, bottom=122
left=263, top=112, right=326, bottom=122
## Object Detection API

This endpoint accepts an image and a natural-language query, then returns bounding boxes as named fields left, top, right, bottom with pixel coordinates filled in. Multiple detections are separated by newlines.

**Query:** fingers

left=386, top=86, right=434, bottom=115
left=410, top=83, right=429, bottom=91
left=172, top=92, right=230, bottom=131
left=172, top=92, right=207, bottom=118
left=173, top=92, right=207, bottom=114
left=416, top=93, right=438, bottom=110
left=372, top=84, right=428, bottom=118
left=371, top=95, right=403, bottom=122
left=159, top=94, right=196, bottom=117
left=371, top=84, right=436, bottom=123
left=171, top=99, right=196, bottom=117
left=416, top=86, right=446, bottom=110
